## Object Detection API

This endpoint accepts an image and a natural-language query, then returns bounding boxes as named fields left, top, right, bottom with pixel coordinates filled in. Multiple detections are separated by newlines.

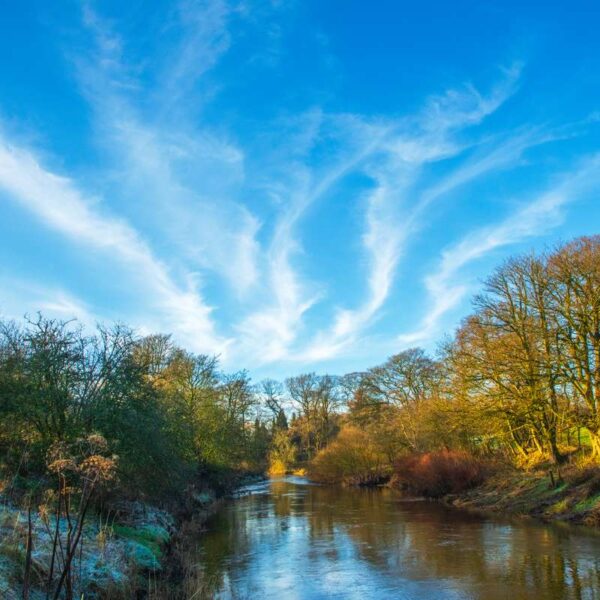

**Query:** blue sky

left=0, top=0, right=599, bottom=379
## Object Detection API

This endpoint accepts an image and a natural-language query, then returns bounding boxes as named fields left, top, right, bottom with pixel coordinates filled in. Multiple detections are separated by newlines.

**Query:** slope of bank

left=0, top=471, right=263, bottom=599
left=447, top=465, right=600, bottom=527
left=0, top=492, right=214, bottom=599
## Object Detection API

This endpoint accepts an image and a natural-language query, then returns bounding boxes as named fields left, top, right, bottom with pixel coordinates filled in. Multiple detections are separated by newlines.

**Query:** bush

left=392, top=450, right=488, bottom=497
left=268, top=430, right=296, bottom=476
left=308, top=426, right=390, bottom=486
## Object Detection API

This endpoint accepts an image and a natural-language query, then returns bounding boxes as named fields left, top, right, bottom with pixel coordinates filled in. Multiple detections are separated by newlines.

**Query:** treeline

left=0, top=318, right=284, bottom=598
left=2, top=235, right=599, bottom=495
left=0, top=318, right=270, bottom=502
left=305, top=236, right=600, bottom=484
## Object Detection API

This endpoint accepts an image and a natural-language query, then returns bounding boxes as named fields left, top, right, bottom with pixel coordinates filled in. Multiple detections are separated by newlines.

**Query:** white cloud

left=0, top=276, right=96, bottom=328
left=0, top=137, right=228, bottom=354
left=420, top=62, right=522, bottom=132
left=77, top=2, right=261, bottom=297
left=235, top=112, right=389, bottom=363
left=399, top=154, right=600, bottom=345
left=163, top=0, right=234, bottom=104
left=295, top=66, right=524, bottom=361
left=2, top=4, right=593, bottom=377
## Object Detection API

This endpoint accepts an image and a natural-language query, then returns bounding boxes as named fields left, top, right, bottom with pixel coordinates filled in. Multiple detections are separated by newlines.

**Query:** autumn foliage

left=309, top=426, right=390, bottom=485
left=392, top=451, right=488, bottom=498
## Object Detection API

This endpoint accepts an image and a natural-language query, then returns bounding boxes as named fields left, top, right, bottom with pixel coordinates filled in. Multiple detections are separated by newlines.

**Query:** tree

left=259, top=379, right=285, bottom=419
left=547, top=236, right=600, bottom=455
left=285, top=373, right=341, bottom=458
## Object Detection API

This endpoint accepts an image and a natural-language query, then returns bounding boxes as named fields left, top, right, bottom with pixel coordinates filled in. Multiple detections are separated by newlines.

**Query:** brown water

left=193, top=476, right=600, bottom=599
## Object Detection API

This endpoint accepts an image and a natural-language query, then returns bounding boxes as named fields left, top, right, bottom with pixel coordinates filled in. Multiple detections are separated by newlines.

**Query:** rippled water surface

left=193, top=476, right=600, bottom=599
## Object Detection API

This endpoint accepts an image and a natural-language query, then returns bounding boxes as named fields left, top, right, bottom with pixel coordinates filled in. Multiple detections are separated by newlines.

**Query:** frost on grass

left=0, top=500, right=175, bottom=597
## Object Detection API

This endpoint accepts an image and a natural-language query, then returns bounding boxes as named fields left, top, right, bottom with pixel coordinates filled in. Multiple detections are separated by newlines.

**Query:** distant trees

left=260, top=378, right=285, bottom=419
left=285, top=373, right=342, bottom=459
left=342, top=349, right=446, bottom=457
left=268, top=430, right=296, bottom=475
left=363, top=348, right=442, bottom=408
left=2, top=234, right=599, bottom=499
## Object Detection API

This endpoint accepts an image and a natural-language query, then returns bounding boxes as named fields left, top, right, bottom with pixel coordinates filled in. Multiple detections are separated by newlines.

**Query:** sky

left=0, top=0, right=599, bottom=380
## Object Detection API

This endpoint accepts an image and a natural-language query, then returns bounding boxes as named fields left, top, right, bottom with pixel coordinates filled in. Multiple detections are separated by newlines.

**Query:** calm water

left=193, top=476, right=600, bottom=599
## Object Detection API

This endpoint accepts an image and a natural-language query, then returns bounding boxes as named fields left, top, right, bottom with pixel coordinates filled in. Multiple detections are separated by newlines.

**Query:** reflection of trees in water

left=270, top=479, right=296, bottom=518
left=195, top=483, right=306, bottom=596
left=192, top=506, right=251, bottom=595
left=351, top=495, right=600, bottom=598
left=192, top=480, right=600, bottom=599
left=336, top=489, right=600, bottom=599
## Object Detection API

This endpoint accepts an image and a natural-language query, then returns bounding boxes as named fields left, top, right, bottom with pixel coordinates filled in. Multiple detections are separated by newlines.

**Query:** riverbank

left=148, top=472, right=266, bottom=599
left=446, top=464, right=600, bottom=527
left=0, top=497, right=178, bottom=598
left=308, top=441, right=600, bottom=530
left=0, top=471, right=264, bottom=598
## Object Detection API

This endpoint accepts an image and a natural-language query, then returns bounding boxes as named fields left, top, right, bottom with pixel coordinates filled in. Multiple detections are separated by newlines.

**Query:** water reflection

left=192, top=477, right=600, bottom=599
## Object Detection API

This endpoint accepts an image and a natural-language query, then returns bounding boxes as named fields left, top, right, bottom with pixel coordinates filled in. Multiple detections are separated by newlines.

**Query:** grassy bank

left=0, top=500, right=177, bottom=598
left=0, top=468, right=264, bottom=599
left=0, top=489, right=217, bottom=599
left=448, top=464, right=600, bottom=527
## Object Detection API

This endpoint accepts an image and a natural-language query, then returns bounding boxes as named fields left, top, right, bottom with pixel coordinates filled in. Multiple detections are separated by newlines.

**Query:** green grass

left=562, top=427, right=593, bottom=448
left=111, top=524, right=167, bottom=560
left=574, top=493, right=600, bottom=513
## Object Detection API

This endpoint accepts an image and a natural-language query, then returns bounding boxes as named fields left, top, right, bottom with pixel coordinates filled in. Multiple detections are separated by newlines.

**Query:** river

left=191, top=476, right=600, bottom=599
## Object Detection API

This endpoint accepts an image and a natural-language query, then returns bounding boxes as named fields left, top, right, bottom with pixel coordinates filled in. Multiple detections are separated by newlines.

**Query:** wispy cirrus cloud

left=1, top=0, right=596, bottom=378
left=399, top=153, right=600, bottom=345
left=0, top=274, right=96, bottom=328
left=0, top=137, right=228, bottom=353
left=236, top=111, right=389, bottom=363
left=161, top=0, right=234, bottom=107
left=78, top=1, right=261, bottom=296
left=31, top=8, right=541, bottom=367
left=294, top=65, right=525, bottom=361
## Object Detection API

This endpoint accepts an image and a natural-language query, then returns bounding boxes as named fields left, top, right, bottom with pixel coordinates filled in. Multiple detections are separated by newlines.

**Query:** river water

left=192, top=476, right=600, bottom=599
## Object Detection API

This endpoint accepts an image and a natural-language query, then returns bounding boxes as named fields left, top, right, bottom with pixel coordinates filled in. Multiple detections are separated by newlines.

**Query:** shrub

left=392, top=450, right=488, bottom=497
left=308, top=426, right=390, bottom=486
left=268, top=430, right=296, bottom=476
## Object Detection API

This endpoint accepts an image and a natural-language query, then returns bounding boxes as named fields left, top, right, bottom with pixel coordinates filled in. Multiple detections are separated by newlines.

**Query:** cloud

left=68, top=11, right=542, bottom=368
left=399, top=153, right=600, bottom=345
left=420, top=62, right=522, bottom=132
left=0, top=137, right=228, bottom=354
left=162, top=0, right=234, bottom=106
left=77, top=2, right=261, bottom=297
left=0, top=275, right=96, bottom=328
left=234, top=112, right=389, bottom=363
left=295, top=66, right=524, bottom=361
left=2, top=0, right=594, bottom=378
